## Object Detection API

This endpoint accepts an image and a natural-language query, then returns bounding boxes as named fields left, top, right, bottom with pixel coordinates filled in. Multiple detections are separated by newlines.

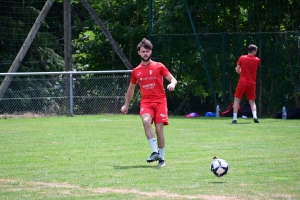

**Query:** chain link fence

left=151, top=32, right=300, bottom=117
left=1, top=32, right=299, bottom=118
left=0, top=71, right=141, bottom=116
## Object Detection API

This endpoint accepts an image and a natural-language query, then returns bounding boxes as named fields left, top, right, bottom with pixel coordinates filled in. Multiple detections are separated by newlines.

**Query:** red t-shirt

left=130, top=61, right=171, bottom=103
left=237, top=55, right=260, bottom=84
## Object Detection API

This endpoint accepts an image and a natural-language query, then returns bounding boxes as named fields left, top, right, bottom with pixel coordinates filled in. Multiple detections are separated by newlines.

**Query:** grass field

left=0, top=115, right=299, bottom=199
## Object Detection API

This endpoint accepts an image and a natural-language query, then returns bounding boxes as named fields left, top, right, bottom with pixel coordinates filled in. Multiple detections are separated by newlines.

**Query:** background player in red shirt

left=120, top=38, right=177, bottom=167
left=232, top=44, right=261, bottom=123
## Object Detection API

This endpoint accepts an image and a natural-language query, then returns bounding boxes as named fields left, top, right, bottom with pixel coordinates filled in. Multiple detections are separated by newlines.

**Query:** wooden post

left=64, top=0, right=72, bottom=72
left=0, top=0, right=55, bottom=100
left=64, top=0, right=73, bottom=116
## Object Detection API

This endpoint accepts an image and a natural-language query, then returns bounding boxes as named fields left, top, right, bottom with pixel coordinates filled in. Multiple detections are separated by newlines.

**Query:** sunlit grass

left=0, top=115, right=299, bottom=199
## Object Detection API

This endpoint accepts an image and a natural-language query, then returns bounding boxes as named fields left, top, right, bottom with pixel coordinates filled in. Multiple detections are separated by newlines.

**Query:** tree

left=71, top=0, right=148, bottom=71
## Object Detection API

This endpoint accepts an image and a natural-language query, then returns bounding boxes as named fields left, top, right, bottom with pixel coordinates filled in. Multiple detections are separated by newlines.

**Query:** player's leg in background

left=249, top=100, right=259, bottom=123
left=233, top=97, right=241, bottom=122
left=233, top=82, right=244, bottom=123
left=247, top=84, right=259, bottom=122
left=249, top=100, right=257, bottom=115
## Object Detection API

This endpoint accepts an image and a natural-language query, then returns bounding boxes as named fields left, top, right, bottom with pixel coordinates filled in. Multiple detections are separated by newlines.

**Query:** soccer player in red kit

left=232, top=44, right=261, bottom=123
left=120, top=38, right=177, bottom=167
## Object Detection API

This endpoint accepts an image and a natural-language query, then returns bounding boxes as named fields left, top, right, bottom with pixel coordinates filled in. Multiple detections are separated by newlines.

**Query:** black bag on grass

left=241, top=103, right=253, bottom=117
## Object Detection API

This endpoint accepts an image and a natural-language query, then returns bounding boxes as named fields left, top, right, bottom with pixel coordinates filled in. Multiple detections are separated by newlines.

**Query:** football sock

left=158, top=148, right=165, bottom=160
left=252, top=111, right=257, bottom=119
left=233, top=113, right=237, bottom=120
left=148, top=138, right=158, bottom=153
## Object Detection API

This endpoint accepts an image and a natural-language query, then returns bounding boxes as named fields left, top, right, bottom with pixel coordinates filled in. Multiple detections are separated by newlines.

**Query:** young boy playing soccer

left=232, top=44, right=261, bottom=123
left=120, top=38, right=177, bottom=167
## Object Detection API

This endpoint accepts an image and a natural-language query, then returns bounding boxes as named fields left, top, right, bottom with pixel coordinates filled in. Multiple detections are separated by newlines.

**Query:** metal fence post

left=222, top=32, right=227, bottom=110
left=183, top=0, right=218, bottom=107
left=69, top=73, right=73, bottom=116
left=298, top=27, right=300, bottom=68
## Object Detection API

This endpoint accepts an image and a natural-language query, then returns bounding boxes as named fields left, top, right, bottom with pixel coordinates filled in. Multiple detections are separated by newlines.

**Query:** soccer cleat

left=147, top=152, right=161, bottom=163
left=232, top=120, right=237, bottom=124
left=158, top=160, right=166, bottom=167
left=253, top=118, right=259, bottom=123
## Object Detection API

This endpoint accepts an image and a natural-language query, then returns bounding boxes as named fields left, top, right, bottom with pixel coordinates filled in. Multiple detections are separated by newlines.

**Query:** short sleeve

left=130, top=70, right=138, bottom=84
left=160, top=63, right=171, bottom=77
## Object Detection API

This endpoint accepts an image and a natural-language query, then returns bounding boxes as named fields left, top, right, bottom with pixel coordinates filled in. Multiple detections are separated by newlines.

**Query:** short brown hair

left=248, top=44, right=258, bottom=53
left=137, top=38, right=153, bottom=51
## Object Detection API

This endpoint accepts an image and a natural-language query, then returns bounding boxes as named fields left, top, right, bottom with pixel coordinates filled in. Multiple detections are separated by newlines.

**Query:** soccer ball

left=211, top=159, right=229, bottom=177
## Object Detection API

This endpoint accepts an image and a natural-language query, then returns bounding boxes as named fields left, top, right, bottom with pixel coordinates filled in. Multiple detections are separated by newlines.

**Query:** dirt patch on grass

left=0, top=112, right=53, bottom=119
left=1, top=179, right=294, bottom=200
left=0, top=179, right=242, bottom=199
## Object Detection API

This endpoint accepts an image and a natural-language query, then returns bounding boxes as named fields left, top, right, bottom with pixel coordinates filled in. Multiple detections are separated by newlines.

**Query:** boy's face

left=138, top=46, right=152, bottom=62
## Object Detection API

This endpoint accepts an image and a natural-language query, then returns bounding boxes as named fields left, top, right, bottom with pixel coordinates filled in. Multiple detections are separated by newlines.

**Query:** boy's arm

left=165, top=74, right=177, bottom=91
left=235, top=64, right=241, bottom=74
left=120, top=83, right=136, bottom=114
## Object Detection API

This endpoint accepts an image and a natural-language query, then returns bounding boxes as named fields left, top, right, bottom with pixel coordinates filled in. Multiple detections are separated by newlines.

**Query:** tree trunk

left=64, top=0, right=73, bottom=116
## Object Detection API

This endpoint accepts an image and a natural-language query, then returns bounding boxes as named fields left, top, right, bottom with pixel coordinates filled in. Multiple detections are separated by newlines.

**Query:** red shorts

left=234, top=81, right=256, bottom=100
left=140, top=102, right=169, bottom=125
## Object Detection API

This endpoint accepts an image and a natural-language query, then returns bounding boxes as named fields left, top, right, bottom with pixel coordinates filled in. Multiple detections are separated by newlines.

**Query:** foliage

left=149, top=0, right=300, bottom=113
left=71, top=0, right=148, bottom=71
left=0, top=1, right=64, bottom=73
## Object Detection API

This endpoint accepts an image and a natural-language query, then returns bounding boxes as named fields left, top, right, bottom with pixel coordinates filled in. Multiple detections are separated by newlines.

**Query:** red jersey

left=130, top=61, right=171, bottom=103
left=237, top=55, right=260, bottom=84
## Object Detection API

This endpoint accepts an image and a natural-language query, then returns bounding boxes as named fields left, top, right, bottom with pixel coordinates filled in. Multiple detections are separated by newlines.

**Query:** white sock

left=233, top=113, right=237, bottom=120
left=148, top=138, right=158, bottom=153
left=252, top=111, right=257, bottom=119
left=158, top=148, right=165, bottom=160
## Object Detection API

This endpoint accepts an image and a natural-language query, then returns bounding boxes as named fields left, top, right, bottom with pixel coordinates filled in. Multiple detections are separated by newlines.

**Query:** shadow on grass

left=113, top=165, right=158, bottom=169
left=230, top=122, right=252, bottom=124
left=208, top=181, right=226, bottom=184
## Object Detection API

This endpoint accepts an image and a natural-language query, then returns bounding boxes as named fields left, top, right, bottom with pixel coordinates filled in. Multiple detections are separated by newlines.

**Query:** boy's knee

left=142, top=116, right=152, bottom=124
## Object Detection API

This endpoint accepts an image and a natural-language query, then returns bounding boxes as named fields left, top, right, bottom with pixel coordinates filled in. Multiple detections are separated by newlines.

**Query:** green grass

left=0, top=115, right=299, bottom=199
